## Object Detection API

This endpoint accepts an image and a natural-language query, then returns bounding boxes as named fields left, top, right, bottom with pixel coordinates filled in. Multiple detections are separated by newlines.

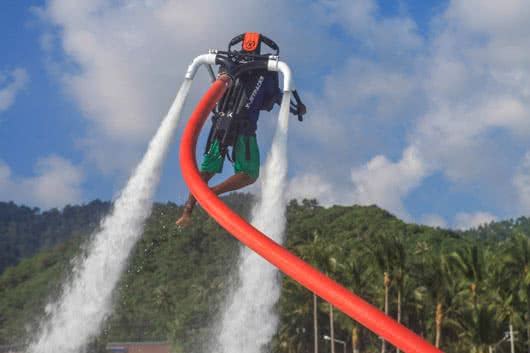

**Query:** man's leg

left=176, top=135, right=259, bottom=227
left=175, top=172, right=257, bottom=226
left=210, top=172, right=256, bottom=195
left=177, top=135, right=223, bottom=226
left=176, top=171, right=214, bottom=226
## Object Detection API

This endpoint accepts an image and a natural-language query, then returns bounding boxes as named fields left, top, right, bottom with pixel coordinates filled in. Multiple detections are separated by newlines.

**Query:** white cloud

left=454, top=212, right=496, bottom=230
left=412, top=96, right=530, bottom=183
left=0, top=68, right=29, bottom=112
left=289, top=5, right=425, bottom=198
left=350, top=146, right=427, bottom=220
left=447, top=0, right=530, bottom=37
left=420, top=214, right=448, bottom=228
left=286, top=173, right=352, bottom=207
left=320, top=58, right=418, bottom=121
left=513, top=152, right=530, bottom=213
left=38, top=0, right=429, bottom=211
left=0, top=156, right=84, bottom=209
left=0, top=162, right=12, bottom=190
left=347, top=0, right=530, bottom=218
left=33, top=0, right=530, bottom=224
left=280, top=0, right=428, bottom=217
left=314, top=0, right=422, bottom=55
left=39, top=0, right=332, bottom=177
left=409, top=14, right=530, bottom=182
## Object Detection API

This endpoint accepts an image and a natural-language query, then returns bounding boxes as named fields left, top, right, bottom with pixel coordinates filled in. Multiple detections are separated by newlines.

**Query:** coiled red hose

left=179, top=77, right=444, bottom=353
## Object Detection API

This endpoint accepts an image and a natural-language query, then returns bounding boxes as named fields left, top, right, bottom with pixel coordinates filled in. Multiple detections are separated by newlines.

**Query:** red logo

left=243, top=32, right=260, bottom=51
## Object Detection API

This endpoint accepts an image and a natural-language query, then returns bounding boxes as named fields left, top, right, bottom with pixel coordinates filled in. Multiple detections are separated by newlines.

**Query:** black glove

left=290, top=90, right=306, bottom=121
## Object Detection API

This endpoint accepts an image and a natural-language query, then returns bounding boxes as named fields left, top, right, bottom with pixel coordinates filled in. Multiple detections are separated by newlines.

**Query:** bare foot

left=175, top=212, right=192, bottom=227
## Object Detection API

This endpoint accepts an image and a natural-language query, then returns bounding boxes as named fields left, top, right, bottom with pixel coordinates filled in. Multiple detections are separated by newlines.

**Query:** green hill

left=0, top=200, right=110, bottom=275
left=1, top=195, right=530, bottom=353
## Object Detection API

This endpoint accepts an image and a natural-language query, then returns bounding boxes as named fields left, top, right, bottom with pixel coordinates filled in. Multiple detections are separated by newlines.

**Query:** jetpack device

left=217, top=32, right=306, bottom=120
left=188, top=32, right=306, bottom=160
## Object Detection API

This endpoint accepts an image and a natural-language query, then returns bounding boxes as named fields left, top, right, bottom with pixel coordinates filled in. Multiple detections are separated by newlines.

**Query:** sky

left=2, top=0, right=530, bottom=230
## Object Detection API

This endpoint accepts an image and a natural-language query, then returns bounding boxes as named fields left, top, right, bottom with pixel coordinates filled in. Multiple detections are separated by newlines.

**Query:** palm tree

left=351, top=325, right=359, bottom=353
left=449, top=244, right=487, bottom=307
left=367, top=233, right=399, bottom=353
left=296, top=230, right=340, bottom=353
left=503, top=232, right=530, bottom=353
left=313, top=293, right=318, bottom=353
left=392, top=234, right=407, bottom=344
left=419, top=250, right=453, bottom=349
left=153, top=284, right=173, bottom=312
left=277, top=276, right=314, bottom=353
left=489, top=287, right=522, bottom=353
left=330, top=302, right=336, bottom=353
left=457, top=303, right=504, bottom=353
left=338, top=250, right=374, bottom=353
left=323, top=253, right=338, bottom=353
left=399, top=276, right=429, bottom=339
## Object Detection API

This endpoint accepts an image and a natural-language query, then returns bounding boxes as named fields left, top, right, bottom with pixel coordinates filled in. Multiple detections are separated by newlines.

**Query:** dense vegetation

left=1, top=195, right=530, bottom=353
left=0, top=200, right=110, bottom=274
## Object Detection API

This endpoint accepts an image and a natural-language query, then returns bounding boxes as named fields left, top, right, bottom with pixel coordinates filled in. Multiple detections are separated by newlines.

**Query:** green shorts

left=200, top=135, right=260, bottom=179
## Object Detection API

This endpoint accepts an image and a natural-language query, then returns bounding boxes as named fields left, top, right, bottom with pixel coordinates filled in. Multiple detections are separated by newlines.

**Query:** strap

left=204, top=116, right=217, bottom=155
left=229, top=146, right=235, bottom=163
left=228, top=121, right=243, bottom=163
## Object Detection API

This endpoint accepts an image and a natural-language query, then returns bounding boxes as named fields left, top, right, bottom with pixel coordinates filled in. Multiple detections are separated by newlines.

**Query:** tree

left=418, top=250, right=454, bottom=349
left=457, top=304, right=504, bottom=353
left=277, top=277, right=314, bottom=353
left=296, top=230, right=339, bottom=353
left=338, top=250, right=374, bottom=353
left=450, top=244, right=487, bottom=308
left=503, top=232, right=530, bottom=353
left=367, top=233, right=399, bottom=353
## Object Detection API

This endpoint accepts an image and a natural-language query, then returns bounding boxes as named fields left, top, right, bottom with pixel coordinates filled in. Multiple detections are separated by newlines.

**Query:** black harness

left=204, top=74, right=254, bottom=162
left=203, top=33, right=305, bottom=163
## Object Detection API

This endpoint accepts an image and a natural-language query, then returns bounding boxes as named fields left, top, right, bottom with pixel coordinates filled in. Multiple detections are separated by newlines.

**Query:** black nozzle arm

left=291, top=90, right=306, bottom=122
left=214, top=56, right=268, bottom=79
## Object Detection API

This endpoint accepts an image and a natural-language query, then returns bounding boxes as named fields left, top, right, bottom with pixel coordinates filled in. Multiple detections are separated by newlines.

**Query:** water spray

left=27, top=79, right=192, bottom=353
left=215, top=91, right=292, bottom=353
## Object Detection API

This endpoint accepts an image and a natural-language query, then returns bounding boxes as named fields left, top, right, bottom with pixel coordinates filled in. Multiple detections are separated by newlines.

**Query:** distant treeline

left=0, top=200, right=111, bottom=275
left=1, top=195, right=530, bottom=353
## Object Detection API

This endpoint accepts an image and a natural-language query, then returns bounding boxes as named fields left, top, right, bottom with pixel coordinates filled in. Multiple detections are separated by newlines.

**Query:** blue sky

left=2, top=0, right=530, bottom=230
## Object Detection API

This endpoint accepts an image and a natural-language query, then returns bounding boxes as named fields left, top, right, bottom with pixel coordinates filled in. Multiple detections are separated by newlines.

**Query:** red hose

left=180, top=77, right=444, bottom=353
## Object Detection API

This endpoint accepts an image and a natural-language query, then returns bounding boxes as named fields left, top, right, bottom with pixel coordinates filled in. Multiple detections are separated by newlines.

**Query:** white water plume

left=216, top=92, right=292, bottom=353
left=27, top=79, right=192, bottom=353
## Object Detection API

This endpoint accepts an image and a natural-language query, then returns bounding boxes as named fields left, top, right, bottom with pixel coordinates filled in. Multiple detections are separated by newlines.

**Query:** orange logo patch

left=243, top=32, right=260, bottom=52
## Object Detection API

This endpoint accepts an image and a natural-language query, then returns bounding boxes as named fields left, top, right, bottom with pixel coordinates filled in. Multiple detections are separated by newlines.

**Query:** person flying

left=176, top=32, right=306, bottom=227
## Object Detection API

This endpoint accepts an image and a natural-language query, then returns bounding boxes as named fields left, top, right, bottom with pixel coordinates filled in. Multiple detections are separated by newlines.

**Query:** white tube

left=27, top=78, right=193, bottom=353
left=267, top=59, right=294, bottom=92
left=185, top=53, right=217, bottom=79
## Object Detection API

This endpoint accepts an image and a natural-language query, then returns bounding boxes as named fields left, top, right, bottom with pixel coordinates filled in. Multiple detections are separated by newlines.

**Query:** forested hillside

left=0, top=200, right=110, bottom=275
left=1, top=195, right=530, bottom=353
